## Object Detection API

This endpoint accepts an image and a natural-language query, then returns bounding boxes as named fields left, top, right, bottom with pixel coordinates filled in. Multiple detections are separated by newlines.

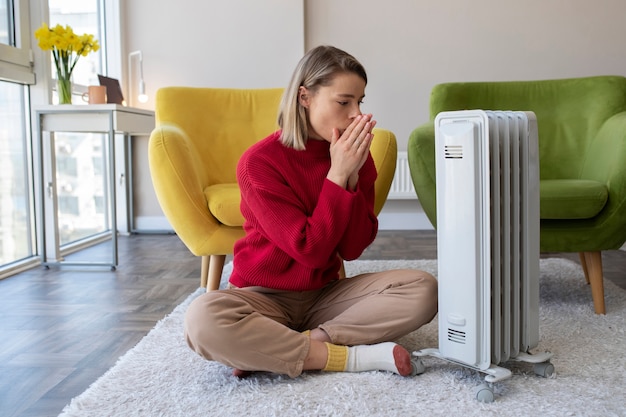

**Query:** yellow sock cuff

left=323, top=343, right=348, bottom=372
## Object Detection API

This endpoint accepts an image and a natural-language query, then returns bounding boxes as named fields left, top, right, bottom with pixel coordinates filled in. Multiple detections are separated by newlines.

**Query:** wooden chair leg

left=207, top=254, right=226, bottom=292
left=200, top=255, right=209, bottom=288
left=578, top=252, right=590, bottom=284
left=581, top=251, right=606, bottom=314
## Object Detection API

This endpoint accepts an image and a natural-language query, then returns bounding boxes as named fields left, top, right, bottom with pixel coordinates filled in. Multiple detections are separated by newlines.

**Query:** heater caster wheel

left=534, top=362, right=555, bottom=378
left=110, top=266, right=116, bottom=271
left=410, top=358, right=425, bottom=376
left=475, top=384, right=495, bottom=403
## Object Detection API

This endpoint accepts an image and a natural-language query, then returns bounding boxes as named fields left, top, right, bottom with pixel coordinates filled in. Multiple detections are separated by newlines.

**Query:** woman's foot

left=323, top=341, right=414, bottom=376
left=348, top=342, right=413, bottom=376
left=232, top=368, right=254, bottom=378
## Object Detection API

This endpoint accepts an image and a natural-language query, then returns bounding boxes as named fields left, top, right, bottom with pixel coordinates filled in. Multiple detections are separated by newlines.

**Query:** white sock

left=345, top=342, right=413, bottom=376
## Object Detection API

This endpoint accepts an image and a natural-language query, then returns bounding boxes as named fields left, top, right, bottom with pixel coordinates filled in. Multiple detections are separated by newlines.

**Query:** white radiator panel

left=388, top=151, right=417, bottom=199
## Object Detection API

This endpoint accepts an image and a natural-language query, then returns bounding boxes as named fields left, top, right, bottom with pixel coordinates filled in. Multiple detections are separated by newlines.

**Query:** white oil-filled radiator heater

left=412, top=110, right=554, bottom=402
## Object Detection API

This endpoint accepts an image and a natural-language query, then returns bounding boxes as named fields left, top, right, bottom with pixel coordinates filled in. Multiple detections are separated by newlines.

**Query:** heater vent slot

left=444, top=145, right=463, bottom=159
left=447, top=328, right=466, bottom=344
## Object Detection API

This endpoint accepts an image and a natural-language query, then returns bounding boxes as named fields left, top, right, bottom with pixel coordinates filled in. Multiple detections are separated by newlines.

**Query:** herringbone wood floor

left=0, top=231, right=624, bottom=417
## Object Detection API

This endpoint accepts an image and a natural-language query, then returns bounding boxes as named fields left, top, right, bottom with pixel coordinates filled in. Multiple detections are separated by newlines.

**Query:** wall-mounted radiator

left=388, top=151, right=416, bottom=199
left=412, top=110, right=554, bottom=402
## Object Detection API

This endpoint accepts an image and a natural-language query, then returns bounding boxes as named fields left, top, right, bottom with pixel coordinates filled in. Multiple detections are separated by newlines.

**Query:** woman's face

left=299, top=71, right=366, bottom=142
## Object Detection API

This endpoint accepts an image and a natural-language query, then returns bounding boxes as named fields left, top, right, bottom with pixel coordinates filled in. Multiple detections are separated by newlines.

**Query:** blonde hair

left=278, top=45, right=367, bottom=150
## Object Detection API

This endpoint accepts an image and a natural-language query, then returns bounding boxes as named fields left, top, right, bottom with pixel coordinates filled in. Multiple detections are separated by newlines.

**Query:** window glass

left=48, top=0, right=102, bottom=87
left=54, top=132, right=107, bottom=246
left=0, top=0, right=12, bottom=45
left=0, top=81, right=34, bottom=266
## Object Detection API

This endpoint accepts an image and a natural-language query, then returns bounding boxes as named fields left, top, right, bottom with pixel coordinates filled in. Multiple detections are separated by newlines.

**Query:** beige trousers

left=184, top=268, right=437, bottom=378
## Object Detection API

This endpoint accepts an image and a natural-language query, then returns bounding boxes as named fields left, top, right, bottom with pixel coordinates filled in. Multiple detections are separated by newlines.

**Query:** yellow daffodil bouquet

left=34, top=23, right=100, bottom=104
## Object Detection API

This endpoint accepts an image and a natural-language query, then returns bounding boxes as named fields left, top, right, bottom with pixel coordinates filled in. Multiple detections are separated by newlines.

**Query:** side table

left=35, top=104, right=155, bottom=269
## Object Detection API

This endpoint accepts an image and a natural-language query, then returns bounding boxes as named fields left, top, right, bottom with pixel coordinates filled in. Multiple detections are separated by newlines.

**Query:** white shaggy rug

left=58, top=259, right=626, bottom=417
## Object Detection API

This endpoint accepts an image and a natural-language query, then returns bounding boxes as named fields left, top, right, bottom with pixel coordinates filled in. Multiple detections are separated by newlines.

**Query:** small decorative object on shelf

left=34, top=23, right=100, bottom=104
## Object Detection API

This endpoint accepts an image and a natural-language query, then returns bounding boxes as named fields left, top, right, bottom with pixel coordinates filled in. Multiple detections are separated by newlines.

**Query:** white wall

left=122, top=0, right=304, bottom=95
left=305, top=0, right=626, bottom=150
left=123, top=0, right=626, bottom=230
left=121, top=0, right=304, bottom=231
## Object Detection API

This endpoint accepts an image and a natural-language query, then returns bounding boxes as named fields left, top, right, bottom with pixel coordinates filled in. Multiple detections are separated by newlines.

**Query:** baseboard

left=377, top=211, right=433, bottom=230
left=135, top=209, right=435, bottom=234
left=133, top=216, right=174, bottom=232
left=377, top=199, right=434, bottom=230
left=134, top=214, right=621, bottom=248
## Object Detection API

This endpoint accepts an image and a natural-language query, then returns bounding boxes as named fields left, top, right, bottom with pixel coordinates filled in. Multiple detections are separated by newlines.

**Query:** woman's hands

left=327, top=114, right=376, bottom=190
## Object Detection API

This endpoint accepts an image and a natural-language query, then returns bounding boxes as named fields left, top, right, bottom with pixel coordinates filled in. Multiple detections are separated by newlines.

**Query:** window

left=0, top=0, right=35, bottom=85
left=0, top=0, right=114, bottom=278
left=0, top=0, right=35, bottom=277
left=0, top=81, right=34, bottom=269
left=0, top=0, right=12, bottom=45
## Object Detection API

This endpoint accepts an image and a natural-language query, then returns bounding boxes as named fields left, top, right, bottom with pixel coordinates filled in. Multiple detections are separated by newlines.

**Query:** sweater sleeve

left=336, top=154, right=379, bottom=260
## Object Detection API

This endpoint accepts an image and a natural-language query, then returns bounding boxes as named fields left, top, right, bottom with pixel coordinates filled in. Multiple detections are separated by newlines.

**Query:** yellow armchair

left=149, top=87, right=397, bottom=290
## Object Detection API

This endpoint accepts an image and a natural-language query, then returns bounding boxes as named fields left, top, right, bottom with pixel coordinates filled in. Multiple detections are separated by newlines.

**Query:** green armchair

left=408, top=75, right=626, bottom=314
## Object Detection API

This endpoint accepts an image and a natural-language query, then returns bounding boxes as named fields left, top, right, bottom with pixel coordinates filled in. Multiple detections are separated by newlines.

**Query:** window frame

left=0, top=0, right=35, bottom=84
left=0, top=0, right=37, bottom=279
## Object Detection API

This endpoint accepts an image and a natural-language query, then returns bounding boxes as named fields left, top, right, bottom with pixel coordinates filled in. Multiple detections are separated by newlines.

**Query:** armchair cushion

left=204, top=184, right=245, bottom=227
left=540, top=179, right=608, bottom=219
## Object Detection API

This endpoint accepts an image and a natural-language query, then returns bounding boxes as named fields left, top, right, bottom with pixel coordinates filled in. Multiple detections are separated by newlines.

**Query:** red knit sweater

left=228, top=131, right=378, bottom=291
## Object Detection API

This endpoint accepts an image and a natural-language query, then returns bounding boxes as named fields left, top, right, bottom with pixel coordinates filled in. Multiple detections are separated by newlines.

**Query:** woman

left=185, top=45, right=437, bottom=378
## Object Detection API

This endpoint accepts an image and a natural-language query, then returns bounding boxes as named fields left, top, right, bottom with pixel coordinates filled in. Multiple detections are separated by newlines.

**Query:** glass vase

left=57, top=77, right=72, bottom=104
